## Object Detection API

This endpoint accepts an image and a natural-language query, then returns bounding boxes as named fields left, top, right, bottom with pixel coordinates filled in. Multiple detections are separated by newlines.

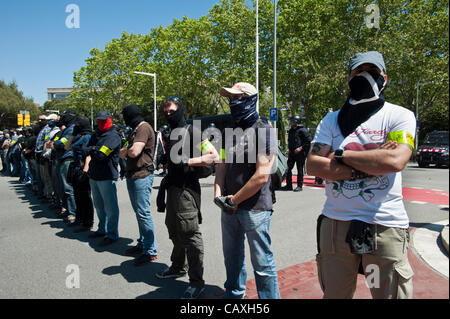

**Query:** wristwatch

left=334, top=149, right=344, bottom=164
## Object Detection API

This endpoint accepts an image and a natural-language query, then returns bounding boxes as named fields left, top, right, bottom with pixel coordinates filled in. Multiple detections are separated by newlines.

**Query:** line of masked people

left=1, top=90, right=280, bottom=300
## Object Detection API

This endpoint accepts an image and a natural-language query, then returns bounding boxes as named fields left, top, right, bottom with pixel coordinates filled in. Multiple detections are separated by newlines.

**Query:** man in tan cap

left=214, top=82, right=281, bottom=299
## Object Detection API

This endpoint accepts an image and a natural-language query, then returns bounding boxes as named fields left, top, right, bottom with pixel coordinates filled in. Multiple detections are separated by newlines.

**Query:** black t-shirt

left=223, top=120, right=277, bottom=211
left=165, top=123, right=210, bottom=212
left=288, top=126, right=312, bottom=153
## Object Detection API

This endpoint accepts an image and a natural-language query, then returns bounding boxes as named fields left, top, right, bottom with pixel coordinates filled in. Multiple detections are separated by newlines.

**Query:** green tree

left=0, top=80, right=38, bottom=129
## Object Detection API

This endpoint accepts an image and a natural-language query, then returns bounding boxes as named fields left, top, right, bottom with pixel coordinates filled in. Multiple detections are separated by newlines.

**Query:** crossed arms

left=306, top=141, right=413, bottom=180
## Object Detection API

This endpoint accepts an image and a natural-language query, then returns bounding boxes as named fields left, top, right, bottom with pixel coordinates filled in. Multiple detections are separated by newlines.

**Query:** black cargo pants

left=165, top=186, right=205, bottom=288
left=286, top=152, right=306, bottom=187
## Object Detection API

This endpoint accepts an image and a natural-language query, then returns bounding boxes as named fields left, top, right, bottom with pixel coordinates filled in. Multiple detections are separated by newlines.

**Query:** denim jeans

left=20, top=153, right=33, bottom=185
left=57, top=160, right=76, bottom=215
left=126, top=174, right=157, bottom=256
left=221, top=209, right=280, bottom=299
left=89, top=179, right=120, bottom=240
left=31, top=158, right=44, bottom=196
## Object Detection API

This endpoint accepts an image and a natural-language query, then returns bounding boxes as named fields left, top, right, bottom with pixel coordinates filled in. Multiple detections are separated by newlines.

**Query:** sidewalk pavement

left=241, top=224, right=449, bottom=299
left=241, top=176, right=449, bottom=299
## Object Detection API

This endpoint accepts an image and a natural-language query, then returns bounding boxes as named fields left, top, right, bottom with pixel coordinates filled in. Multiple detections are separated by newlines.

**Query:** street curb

left=441, top=225, right=449, bottom=254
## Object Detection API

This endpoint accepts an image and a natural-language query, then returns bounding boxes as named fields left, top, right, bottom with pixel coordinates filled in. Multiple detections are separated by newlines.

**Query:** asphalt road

left=0, top=163, right=448, bottom=299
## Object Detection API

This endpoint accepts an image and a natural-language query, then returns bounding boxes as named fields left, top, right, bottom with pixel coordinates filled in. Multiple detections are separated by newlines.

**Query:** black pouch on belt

left=346, top=220, right=376, bottom=275
left=345, top=220, right=376, bottom=255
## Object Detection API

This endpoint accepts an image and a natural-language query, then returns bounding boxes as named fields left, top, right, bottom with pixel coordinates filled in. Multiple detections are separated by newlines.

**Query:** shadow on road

left=8, top=179, right=136, bottom=258
left=102, top=259, right=224, bottom=299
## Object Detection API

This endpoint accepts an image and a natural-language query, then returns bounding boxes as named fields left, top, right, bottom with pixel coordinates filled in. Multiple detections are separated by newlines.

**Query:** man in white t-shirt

left=307, top=51, right=416, bottom=299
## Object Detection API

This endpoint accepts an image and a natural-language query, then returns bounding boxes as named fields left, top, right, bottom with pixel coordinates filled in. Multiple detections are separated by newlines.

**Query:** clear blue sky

left=0, top=0, right=220, bottom=106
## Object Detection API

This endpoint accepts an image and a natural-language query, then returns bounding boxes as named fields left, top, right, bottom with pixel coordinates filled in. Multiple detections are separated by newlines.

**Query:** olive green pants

left=165, top=186, right=204, bottom=288
left=316, top=216, right=414, bottom=299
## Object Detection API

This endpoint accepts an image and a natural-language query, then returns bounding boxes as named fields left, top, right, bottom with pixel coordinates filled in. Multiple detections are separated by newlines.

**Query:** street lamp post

left=415, top=81, right=434, bottom=152
left=89, top=97, right=93, bottom=130
left=273, top=0, right=277, bottom=129
left=256, top=0, right=259, bottom=113
left=133, top=71, right=157, bottom=130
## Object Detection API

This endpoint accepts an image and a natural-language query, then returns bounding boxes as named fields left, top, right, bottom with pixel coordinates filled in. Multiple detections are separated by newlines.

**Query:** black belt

left=125, top=165, right=154, bottom=178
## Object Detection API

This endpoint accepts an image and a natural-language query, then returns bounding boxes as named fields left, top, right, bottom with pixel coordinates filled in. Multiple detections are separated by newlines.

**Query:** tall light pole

left=273, top=0, right=277, bottom=129
left=256, top=0, right=259, bottom=113
left=89, top=97, right=93, bottom=130
left=416, top=81, right=436, bottom=152
left=134, top=71, right=157, bottom=129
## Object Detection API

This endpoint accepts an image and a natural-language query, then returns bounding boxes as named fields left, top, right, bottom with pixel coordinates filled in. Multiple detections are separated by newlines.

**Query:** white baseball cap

left=220, top=82, right=258, bottom=98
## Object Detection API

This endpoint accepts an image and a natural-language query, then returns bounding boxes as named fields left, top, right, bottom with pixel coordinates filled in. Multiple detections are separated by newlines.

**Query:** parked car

left=416, top=131, right=449, bottom=168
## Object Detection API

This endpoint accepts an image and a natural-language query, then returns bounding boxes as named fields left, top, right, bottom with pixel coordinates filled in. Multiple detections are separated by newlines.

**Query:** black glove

left=88, top=145, right=99, bottom=156
left=214, top=196, right=236, bottom=214
left=157, top=176, right=168, bottom=213
left=78, top=170, right=90, bottom=184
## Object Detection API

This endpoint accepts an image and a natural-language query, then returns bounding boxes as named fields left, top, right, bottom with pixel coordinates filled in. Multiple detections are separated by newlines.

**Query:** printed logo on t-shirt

left=330, top=176, right=390, bottom=202
left=327, top=126, right=390, bottom=202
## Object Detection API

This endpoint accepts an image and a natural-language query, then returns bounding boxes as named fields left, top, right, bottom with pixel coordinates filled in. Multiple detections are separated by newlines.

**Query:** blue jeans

left=20, top=153, right=33, bottom=185
left=126, top=174, right=157, bottom=256
left=57, top=160, right=76, bottom=215
left=32, top=158, right=44, bottom=195
left=221, top=209, right=280, bottom=299
left=89, top=179, right=120, bottom=240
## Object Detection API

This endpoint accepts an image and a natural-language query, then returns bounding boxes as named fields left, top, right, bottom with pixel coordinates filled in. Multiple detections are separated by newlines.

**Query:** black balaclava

left=38, top=119, right=47, bottom=129
left=48, top=120, right=57, bottom=128
left=229, top=94, right=259, bottom=129
left=338, top=71, right=386, bottom=138
left=61, top=112, right=76, bottom=127
left=165, top=103, right=185, bottom=129
left=122, top=104, right=144, bottom=129
left=72, top=115, right=91, bottom=136
left=32, top=124, right=41, bottom=136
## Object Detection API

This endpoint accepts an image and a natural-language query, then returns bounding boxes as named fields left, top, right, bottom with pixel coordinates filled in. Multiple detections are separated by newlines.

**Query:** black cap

left=96, top=110, right=112, bottom=121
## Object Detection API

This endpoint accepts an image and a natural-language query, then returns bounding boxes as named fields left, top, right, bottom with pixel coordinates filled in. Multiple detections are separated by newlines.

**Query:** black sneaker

left=281, top=185, right=293, bottom=191
left=125, top=246, right=143, bottom=256
left=182, top=285, right=205, bottom=299
left=98, top=237, right=117, bottom=247
left=293, top=186, right=303, bottom=192
left=156, top=267, right=187, bottom=279
left=74, top=226, right=92, bottom=233
left=133, top=253, right=158, bottom=266
left=88, top=232, right=106, bottom=239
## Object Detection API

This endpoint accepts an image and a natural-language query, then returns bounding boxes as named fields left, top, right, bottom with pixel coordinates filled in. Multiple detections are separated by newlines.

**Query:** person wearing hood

left=306, top=51, right=416, bottom=299
left=84, top=110, right=122, bottom=246
left=214, top=82, right=280, bottom=299
left=155, top=96, right=218, bottom=299
left=282, top=115, right=312, bottom=192
left=46, top=118, right=64, bottom=211
left=33, top=114, right=50, bottom=198
left=119, top=104, right=158, bottom=266
left=52, top=109, right=77, bottom=224
left=64, top=115, right=94, bottom=233
left=0, top=130, right=6, bottom=173
left=38, top=114, right=58, bottom=201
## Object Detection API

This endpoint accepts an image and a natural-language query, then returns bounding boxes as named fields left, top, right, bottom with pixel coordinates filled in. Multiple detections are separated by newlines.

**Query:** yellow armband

left=386, top=131, right=415, bottom=150
left=99, top=145, right=113, bottom=156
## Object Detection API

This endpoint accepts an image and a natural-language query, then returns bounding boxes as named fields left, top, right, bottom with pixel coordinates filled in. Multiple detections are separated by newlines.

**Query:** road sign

left=269, top=108, right=278, bottom=122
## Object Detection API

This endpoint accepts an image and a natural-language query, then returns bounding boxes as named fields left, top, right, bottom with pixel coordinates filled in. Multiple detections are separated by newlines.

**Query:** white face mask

left=348, top=71, right=387, bottom=105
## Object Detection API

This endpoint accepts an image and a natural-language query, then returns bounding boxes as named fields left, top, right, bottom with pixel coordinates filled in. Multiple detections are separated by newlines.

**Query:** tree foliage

left=68, top=0, right=448, bottom=141
left=0, top=80, right=39, bottom=129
